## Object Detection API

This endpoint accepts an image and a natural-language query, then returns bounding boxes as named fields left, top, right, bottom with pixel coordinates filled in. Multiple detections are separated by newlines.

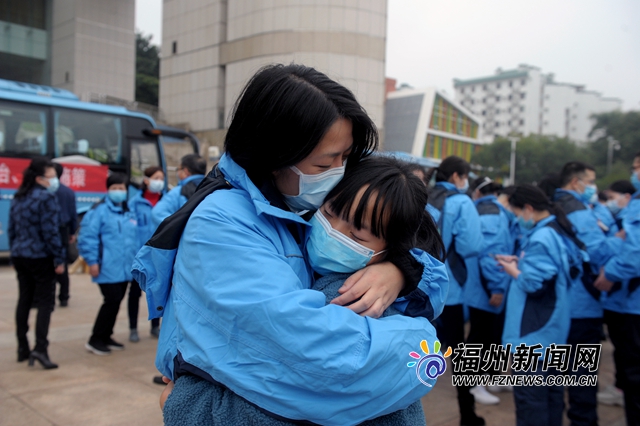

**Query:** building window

left=496, top=95, right=500, bottom=102
left=460, top=88, right=465, bottom=94
left=496, top=108, right=500, bottom=114
left=520, top=106, right=525, bottom=112
left=482, top=98, right=486, bottom=104
left=508, top=94, right=512, bottom=100
left=544, top=121, right=548, bottom=126
left=483, top=85, right=487, bottom=90
left=521, top=93, right=526, bottom=99
left=482, top=110, right=486, bottom=116
left=471, top=86, right=475, bottom=93
left=521, top=79, right=526, bottom=85
left=509, top=81, right=513, bottom=88
left=172, top=41, right=178, bottom=54
left=471, top=100, right=475, bottom=105
left=544, top=108, right=548, bottom=112
left=497, top=83, right=501, bottom=89
left=495, top=122, right=500, bottom=127
left=520, top=119, right=525, bottom=126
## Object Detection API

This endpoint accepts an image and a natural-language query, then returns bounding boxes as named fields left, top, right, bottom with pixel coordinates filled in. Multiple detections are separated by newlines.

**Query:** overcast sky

left=135, top=0, right=640, bottom=110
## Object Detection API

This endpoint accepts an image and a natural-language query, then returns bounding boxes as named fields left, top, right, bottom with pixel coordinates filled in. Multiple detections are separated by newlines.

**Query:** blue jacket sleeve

left=151, top=186, right=182, bottom=227
left=568, top=209, right=617, bottom=268
left=78, top=207, right=102, bottom=266
left=478, top=214, right=511, bottom=294
left=167, top=197, right=439, bottom=425
left=40, top=193, right=65, bottom=266
left=451, top=196, right=483, bottom=258
left=394, top=249, right=449, bottom=320
left=604, top=201, right=640, bottom=282
left=515, top=230, right=559, bottom=294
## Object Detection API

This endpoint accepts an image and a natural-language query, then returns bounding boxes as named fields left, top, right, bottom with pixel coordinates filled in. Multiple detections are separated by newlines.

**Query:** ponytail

left=509, top=184, right=577, bottom=238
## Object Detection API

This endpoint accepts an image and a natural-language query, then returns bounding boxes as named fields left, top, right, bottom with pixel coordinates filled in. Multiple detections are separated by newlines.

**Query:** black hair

left=537, top=173, right=561, bottom=199
left=180, top=154, right=206, bottom=176
left=106, top=172, right=128, bottom=189
left=404, top=162, right=428, bottom=186
left=324, top=156, right=444, bottom=262
left=15, top=157, right=55, bottom=199
left=609, top=180, right=636, bottom=195
left=597, top=191, right=608, bottom=203
left=53, top=162, right=64, bottom=178
left=472, top=176, right=503, bottom=196
left=224, top=64, right=378, bottom=185
left=433, top=156, right=470, bottom=183
left=139, top=166, right=164, bottom=192
left=560, top=161, right=595, bottom=187
left=509, top=184, right=576, bottom=238
left=635, top=151, right=640, bottom=159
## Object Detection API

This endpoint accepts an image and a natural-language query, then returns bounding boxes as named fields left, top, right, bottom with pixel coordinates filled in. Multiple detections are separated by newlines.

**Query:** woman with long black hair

left=9, top=157, right=65, bottom=369
left=497, top=184, right=582, bottom=426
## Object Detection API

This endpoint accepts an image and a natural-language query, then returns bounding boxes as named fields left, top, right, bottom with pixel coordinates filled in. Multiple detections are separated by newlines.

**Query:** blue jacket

left=132, top=154, right=448, bottom=426
left=591, top=202, right=619, bottom=237
left=428, top=182, right=482, bottom=306
left=554, top=189, right=623, bottom=318
left=128, top=188, right=159, bottom=249
left=9, top=186, right=65, bottom=266
left=502, top=216, right=577, bottom=350
left=602, top=191, right=640, bottom=315
left=464, top=196, right=515, bottom=313
left=151, top=174, right=205, bottom=227
left=78, top=198, right=139, bottom=284
left=55, top=183, right=78, bottom=234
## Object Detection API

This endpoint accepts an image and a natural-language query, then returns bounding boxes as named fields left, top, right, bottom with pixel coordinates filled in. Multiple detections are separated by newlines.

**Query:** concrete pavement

left=0, top=263, right=627, bottom=425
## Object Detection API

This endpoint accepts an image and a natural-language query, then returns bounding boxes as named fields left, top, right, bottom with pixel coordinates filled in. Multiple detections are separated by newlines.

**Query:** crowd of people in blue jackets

left=9, top=63, right=640, bottom=426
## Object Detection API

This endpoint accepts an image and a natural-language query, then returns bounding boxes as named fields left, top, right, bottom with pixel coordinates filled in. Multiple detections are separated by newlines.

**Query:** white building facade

left=160, top=0, right=387, bottom=146
left=454, top=64, right=621, bottom=143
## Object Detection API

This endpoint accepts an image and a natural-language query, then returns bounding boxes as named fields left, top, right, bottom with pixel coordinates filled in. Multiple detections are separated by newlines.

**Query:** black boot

left=17, top=347, right=30, bottom=362
left=28, top=351, right=58, bottom=369
left=458, top=385, right=485, bottom=426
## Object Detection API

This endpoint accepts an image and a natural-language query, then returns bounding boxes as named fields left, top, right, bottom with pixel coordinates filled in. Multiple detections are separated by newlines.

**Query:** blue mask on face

left=458, top=179, right=469, bottom=193
left=517, top=215, right=535, bottom=230
left=632, top=173, right=640, bottom=192
left=305, top=210, right=386, bottom=276
left=606, top=200, right=622, bottom=216
left=283, top=163, right=346, bottom=213
left=581, top=183, right=597, bottom=204
left=108, top=190, right=128, bottom=204
left=46, top=177, right=60, bottom=194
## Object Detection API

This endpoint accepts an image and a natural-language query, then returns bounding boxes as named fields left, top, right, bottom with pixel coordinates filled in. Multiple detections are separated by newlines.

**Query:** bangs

left=329, top=183, right=392, bottom=240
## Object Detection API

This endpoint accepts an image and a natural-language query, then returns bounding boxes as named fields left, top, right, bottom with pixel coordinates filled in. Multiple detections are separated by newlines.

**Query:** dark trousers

left=604, top=310, right=640, bottom=426
left=566, top=317, right=602, bottom=426
left=55, top=226, right=70, bottom=303
left=90, top=282, right=128, bottom=344
left=467, top=307, right=505, bottom=377
left=439, top=304, right=477, bottom=419
left=13, top=257, right=56, bottom=353
left=128, top=281, right=159, bottom=330
left=513, top=364, right=564, bottom=426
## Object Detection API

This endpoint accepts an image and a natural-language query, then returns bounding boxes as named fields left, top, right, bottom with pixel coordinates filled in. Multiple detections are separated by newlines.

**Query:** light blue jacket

left=429, top=182, right=482, bottom=306
left=602, top=191, right=640, bottom=315
left=464, top=196, right=515, bottom=314
left=554, top=189, right=623, bottom=318
left=591, top=202, right=619, bottom=237
left=128, top=188, right=159, bottom=249
left=502, top=216, right=576, bottom=350
left=78, top=198, right=138, bottom=284
left=132, top=153, right=449, bottom=426
left=151, top=174, right=205, bottom=227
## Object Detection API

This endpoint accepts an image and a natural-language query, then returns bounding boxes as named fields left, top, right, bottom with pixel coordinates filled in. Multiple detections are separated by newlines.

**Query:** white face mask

left=148, top=179, right=165, bottom=194
left=282, top=163, right=346, bottom=213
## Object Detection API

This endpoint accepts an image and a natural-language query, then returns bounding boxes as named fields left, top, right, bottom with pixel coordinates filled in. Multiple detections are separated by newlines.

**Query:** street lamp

left=508, top=136, right=519, bottom=185
left=607, top=136, right=621, bottom=176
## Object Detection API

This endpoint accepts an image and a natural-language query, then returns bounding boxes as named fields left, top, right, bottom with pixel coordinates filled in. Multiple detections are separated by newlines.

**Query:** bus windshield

left=0, top=101, right=47, bottom=155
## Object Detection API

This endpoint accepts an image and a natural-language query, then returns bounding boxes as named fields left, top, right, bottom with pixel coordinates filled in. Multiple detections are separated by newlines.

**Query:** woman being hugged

left=10, top=157, right=65, bottom=369
left=134, top=64, right=448, bottom=425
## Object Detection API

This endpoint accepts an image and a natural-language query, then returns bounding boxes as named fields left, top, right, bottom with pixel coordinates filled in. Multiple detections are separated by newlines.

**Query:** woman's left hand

left=159, top=377, right=174, bottom=410
left=330, top=262, right=404, bottom=318
left=497, top=257, right=521, bottom=279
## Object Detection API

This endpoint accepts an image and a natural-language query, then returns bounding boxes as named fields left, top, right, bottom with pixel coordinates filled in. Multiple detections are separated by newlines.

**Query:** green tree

left=472, top=135, right=589, bottom=185
left=135, top=32, right=160, bottom=106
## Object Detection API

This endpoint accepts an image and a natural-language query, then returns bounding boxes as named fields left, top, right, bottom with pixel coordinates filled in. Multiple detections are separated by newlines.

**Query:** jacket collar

left=218, top=154, right=309, bottom=226
left=474, top=194, right=497, bottom=205
left=555, top=188, right=584, bottom=203
left=436, top=181, right=458, bottom=191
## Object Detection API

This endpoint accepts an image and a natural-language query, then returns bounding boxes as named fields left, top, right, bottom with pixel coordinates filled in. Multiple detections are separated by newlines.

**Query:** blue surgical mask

left=47, top=177, right=60, bottom=194
left=283, top=163, right=346, bottom=213
left=580, top=183, right=597, bottom=204
left=632, top=173, right=640, bottom=192
left=108, top=190, right=128, bottom=204
left=306, top=210, right=386, bottom=276
left=517, top=215, right=535, bottom=230
left=458, top=179, right=469, bottom=193
left=606, top=200, right=622, bottom=216
left=148, top=179, right=165, bottom=194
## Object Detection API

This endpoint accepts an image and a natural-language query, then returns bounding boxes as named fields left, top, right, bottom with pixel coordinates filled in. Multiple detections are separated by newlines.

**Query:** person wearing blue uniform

left=127, top=166, right=165, bottom=342
left=151, top=154, right=206, bottom=227
left=554, top=161, right=624, bottom=426
left=595, top=151, right=640, bottom=425
left=79, top=173, right=139, bottom=356
left=52, top=163, right=78, bottom=307
left=465, top=177, right=515, bottom=406
left=133, top=64, right=446, bottom=425
left=592, top=191, right=619, bottom=237
left=606, top=180, right=636, bottom=232
left=427, top=156, right=484, bottom=426
left=497, top=185, right=581, bottom=426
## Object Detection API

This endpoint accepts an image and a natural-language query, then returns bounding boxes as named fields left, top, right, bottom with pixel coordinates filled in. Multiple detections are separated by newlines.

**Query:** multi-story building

left=0, top=0, right=136, bottom=101
left=160, top=0, right=387, bottom=149
left=384, top=88, right=484, bottom=163
left=454, top=64, right=621, bottom=143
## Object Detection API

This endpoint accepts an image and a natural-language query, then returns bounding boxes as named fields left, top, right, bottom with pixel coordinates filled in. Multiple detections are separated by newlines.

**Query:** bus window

left=54, top=109, right=123, bottom=165
left=130, top=139, right=161, bottom=186
left=0, top=101, right=47, bottom=155
left=161, top=135, right=199, bottom=188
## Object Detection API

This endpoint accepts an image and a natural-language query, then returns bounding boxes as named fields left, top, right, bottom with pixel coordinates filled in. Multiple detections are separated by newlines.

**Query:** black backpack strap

left=146, top=166, right=232, bottom=250
left=554, top=192, right=587, bottom=215
left=180, top=181, right=198, bottom=200
left=476, top=200, right=500, bottom=216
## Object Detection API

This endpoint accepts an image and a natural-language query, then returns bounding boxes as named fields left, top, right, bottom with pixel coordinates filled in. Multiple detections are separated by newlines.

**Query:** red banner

left=0, top=157, right=109, bottom=192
